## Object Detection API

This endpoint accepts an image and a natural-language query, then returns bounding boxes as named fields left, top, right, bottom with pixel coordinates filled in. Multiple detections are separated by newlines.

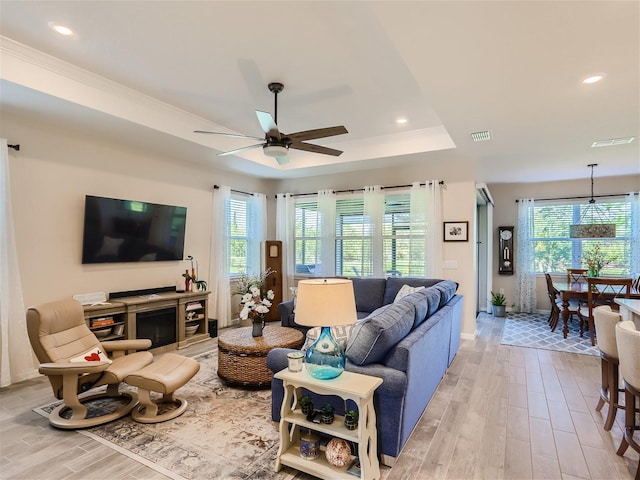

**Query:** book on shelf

left=186, top=302, right=203, bottom=311
left=346, top=457, right=361, bottom=477
left=91, top=317, right=114, bottom=327
left=112, top=324, right=125, bottom=336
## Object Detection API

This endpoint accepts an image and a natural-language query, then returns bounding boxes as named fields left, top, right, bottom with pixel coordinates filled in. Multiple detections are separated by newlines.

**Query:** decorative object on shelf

left=491, top=291, right=507, bottom=317
left=182, top=256, right=208, bottom=292
left=294, top=278, right=357, bottom=380
left=234, top=268, right=276, bottom=337
left=298, top=395, right=313, bottom=416
left=443, top=221, right=469, bottom=242
left=344, top=409, right=359, bottom=430
left=185, top=324, right=199, bottom=336
left=299, top=430, right=320, bottom=460
left=325, top=438, right=352, bottom=468
left=287, top=351, right=304, bottom=372
left=569, top=164, right=616, bottom=239
left=582, top=243, right=617, bottom=277
left=320, top=404, right=335, bottom=424
left=498, top=226, right=514, bottom=275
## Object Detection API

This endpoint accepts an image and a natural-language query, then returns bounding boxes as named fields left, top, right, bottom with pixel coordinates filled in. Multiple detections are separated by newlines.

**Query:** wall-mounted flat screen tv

left=82, top=195, right=187, bottom=264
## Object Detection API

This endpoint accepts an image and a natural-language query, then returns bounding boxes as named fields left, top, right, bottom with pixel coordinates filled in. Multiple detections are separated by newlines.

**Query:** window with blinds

left=228, top=196, right=249, bottom=275
left=294, top=200, right=321, bottom=274
left=294, top=191, right=424, bottom=277
left=531, top=199, right=634, bottom=275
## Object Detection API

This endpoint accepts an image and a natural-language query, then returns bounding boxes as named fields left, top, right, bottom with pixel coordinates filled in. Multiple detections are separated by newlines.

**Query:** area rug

left=33, top=349, right=301, bottom=480
left=500, top=312, right=599, bottom=356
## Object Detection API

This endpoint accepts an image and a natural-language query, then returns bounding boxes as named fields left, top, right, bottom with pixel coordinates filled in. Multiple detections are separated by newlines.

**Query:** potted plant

left=298, top=395, right=314, bottom=416
left=344, top=409, right=359, bottom=430
left=320, top=404, right=335, bottom=424
left=491, top=291, right=507, bottom=317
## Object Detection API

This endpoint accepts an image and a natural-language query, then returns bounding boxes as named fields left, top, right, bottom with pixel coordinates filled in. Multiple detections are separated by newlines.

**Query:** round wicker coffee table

left=217, top=325, right=304, bottom=388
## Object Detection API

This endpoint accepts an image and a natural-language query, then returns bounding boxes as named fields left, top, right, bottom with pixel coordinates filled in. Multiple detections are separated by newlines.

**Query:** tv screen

left=82, top=195, right=187, bottom=264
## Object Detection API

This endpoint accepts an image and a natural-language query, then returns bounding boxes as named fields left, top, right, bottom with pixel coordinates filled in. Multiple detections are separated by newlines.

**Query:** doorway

left=476, top=184, right=494, bottom=314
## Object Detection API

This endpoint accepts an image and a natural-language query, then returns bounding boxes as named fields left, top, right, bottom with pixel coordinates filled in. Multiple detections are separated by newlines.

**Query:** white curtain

left=208, top=185, right=231, bottom=328
left=0, top=139, right=37, bottom=387
left=276, top=193, right=295, bottom=298
left=248, top=193, right=267, bottom=275
left=425, top=180, right=443, bottom=278
left=514, top=198, right=537, bottom=312
left=628, top=192, right=640, bottom=276
left=317, top=189, right=336, bottom=277
left=363, top=185, right=384, bottom=277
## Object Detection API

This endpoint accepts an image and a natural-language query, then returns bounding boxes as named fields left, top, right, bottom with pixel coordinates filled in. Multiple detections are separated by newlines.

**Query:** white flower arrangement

left=240, top=287, right=275, bottom=322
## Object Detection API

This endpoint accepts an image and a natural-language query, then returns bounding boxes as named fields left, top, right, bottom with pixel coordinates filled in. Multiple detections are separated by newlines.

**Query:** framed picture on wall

left=443, top=221, right=469, bottom=242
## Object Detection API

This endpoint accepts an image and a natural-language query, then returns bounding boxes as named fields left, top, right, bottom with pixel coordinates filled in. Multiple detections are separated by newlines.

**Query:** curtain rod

left=515, top=192, right=635, bottom=202
left=8, top=144, right=20, bottom=151
left=213, top=184, right=254, bottom=196
left=286, top=181, right=445, bottom=198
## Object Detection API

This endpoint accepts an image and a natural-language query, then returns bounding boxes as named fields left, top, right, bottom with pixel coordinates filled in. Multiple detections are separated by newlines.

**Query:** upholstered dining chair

left=567, top=268, right=588, bottom=284
left=614, top=320, right=640, bottom=480
left=593, top=305, right=623, bottom=431
left=579, top=277, right=632, bottom=346
left=27, top=298, right=154, bottom=429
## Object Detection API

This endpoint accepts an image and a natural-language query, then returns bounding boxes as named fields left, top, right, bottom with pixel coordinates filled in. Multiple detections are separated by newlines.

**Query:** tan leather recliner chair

left=27, top=298, right=153, bottom=429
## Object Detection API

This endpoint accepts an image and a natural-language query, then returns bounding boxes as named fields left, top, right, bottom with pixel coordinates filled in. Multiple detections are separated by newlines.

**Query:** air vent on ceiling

left=471, top=130, right=492, bottom=142
left=591, top=137, right=635, bottom=148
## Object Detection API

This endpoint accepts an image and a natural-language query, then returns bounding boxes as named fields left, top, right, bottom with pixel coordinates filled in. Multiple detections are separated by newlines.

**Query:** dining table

left=556, top=280, right=640, bottom=339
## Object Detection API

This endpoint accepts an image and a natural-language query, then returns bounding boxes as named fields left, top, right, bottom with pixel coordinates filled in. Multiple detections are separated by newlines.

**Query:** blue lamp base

left=304, top=326, right=346, bottom=380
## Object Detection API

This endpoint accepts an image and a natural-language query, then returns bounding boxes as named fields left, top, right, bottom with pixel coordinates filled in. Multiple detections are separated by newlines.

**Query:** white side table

left=274, top=367, right=382, bottom=480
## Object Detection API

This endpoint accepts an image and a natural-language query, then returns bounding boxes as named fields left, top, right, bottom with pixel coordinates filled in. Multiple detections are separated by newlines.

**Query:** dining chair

left=544, top=273, right=580, bottom=332
left=567, top=268, right=588, bottom=284
left=579, top=277, right=632, bottom=346
left=614, top=320, right=640, bottom=480
left=593, top=305, right=623, bottom=431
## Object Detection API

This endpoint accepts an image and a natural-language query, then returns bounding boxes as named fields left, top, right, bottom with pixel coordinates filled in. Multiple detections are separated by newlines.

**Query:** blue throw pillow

left=345, top=300, right=414, bottom=365
left=433, top=280, right=459, bottom=308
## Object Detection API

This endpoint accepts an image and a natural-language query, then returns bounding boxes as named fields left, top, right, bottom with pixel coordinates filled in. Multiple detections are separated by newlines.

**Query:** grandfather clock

left=498, top=226, right=514, bottom=275
left=265, top=241, right=283, bottom=321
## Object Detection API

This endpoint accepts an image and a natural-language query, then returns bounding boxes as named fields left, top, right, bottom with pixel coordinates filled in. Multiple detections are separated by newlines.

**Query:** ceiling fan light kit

left=195, top=82, right=348, bottom=164
left=569, top=163, right=616, bottom=239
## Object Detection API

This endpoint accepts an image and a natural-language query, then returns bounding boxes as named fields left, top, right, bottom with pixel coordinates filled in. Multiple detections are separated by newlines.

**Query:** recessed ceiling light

left=396, top=118, right=408, bottom=124
left=582, top=74, right=605, bottom=84
left=49, top=22, right=74, bottom=36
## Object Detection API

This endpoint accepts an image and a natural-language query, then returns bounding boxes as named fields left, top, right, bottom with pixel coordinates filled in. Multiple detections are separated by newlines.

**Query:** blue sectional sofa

left=267, top=277, right=463, bottom=465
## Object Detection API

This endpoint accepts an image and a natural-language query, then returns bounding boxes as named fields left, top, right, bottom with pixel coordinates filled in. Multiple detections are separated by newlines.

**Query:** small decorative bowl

left=185, top=324, right=199, bottom=336
left=93, top=327, right=112, bottom=338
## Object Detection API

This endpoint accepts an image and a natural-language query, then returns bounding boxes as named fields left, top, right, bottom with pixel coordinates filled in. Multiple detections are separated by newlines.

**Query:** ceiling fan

left=194, top=82, right=348, bottom=165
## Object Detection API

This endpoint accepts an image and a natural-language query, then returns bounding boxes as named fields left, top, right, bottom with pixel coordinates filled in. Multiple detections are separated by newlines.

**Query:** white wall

left=488, top=175, right=640, bottom=311
left=3, top=112, right=271, bottom=308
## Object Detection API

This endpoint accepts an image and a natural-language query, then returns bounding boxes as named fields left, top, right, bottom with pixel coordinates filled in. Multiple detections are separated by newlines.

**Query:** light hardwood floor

left=1, top=314, right=637, bottom=479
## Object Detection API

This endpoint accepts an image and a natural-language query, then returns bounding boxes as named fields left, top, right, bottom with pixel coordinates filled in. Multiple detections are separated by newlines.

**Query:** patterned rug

left=34, top=349, right=301, bottom=480
left=500, top=312, right=599, bottom=356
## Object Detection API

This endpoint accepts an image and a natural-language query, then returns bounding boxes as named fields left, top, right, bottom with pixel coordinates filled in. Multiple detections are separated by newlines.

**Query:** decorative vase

left=344, top=415, right=358, bottom=430
left=492, top=305, right=506, bottom=317
left=251, top=318, right=264, bottom=337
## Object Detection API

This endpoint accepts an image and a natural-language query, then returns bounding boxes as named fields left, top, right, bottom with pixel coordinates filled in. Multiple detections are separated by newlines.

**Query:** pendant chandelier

left=569, top=163, right=616, bottom=239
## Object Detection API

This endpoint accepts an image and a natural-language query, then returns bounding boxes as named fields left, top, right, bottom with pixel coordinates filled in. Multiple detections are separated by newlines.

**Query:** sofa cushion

left=351, top=277, right=387, bottom=313
left=382, top=277, right=444, bottom=306
left=433, top=280, right=459, bottom=308
left=302, top=324, right=355, bottom=351
left=394, top=284, right=425, bottom=302
left=398, top=287, right=441, bottom=328
left=346, top=300, right=415, bottom=365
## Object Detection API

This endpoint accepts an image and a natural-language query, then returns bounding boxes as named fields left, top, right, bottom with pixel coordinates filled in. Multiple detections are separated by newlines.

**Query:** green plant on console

left=344, top=409, right=359, bottom=430
left=298, top=395, right=313, bottom=415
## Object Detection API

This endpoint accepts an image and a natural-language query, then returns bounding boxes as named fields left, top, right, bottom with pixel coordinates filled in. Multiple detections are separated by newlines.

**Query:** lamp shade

left=294, top=279, right=357, bottom=327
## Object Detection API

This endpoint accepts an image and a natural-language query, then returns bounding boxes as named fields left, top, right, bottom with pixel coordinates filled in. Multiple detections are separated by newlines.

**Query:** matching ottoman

left=125, top=353, right=200, bottom=423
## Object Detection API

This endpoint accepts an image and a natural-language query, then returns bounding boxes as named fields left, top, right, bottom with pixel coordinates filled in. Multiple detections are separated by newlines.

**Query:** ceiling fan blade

left=276, top=156, right=289, bottom=165
left=286, top=126, right=348, bottom=142
left=217, top=143, right=264, bottom=156
left=194, top=130, right=263, bottom=141
left=256, top=111, right=280, bottom=138
left=290, top=142, right=343, bottom=157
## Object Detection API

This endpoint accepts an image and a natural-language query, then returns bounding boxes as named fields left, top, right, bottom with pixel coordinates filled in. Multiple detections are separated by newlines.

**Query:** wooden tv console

left=82, top=290, right=210, bottom=352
